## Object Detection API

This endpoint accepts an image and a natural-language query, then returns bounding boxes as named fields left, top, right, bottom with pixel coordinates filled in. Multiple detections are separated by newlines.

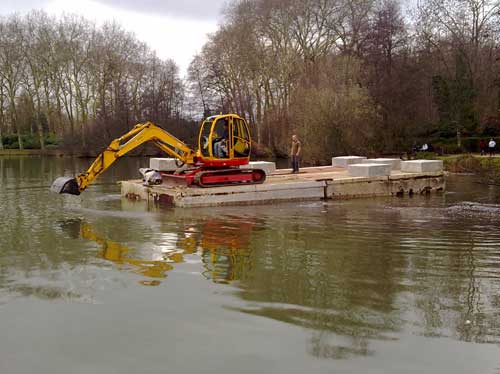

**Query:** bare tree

left=0, top=16, right=26, bottom=149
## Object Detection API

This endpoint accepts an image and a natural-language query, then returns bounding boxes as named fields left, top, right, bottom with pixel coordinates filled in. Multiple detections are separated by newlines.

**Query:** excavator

left=51, top=113, right=266, bottom=195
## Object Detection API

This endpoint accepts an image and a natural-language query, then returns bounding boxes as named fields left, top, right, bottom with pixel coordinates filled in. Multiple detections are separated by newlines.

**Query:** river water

left=0, top=156, right=499, bottom=373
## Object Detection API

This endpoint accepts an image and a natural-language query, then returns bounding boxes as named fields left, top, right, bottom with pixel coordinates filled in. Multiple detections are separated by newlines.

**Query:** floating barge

left=121, top=158, right=445, bottom=208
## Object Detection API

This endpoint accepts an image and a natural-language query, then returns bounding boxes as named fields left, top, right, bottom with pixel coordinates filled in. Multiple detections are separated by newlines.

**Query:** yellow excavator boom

left=51, top=122, right=197, bottom=195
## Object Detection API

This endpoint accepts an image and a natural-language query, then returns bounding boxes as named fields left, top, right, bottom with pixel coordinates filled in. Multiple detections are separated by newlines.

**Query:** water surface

left=1, top=156, right=499, bottom=373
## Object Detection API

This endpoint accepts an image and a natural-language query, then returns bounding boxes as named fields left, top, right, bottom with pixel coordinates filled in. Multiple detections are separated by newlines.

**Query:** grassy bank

left=438, top=154, right=500, bottom=172
left=0, top=147, right=175, bottom=158
left=438, top=154, right=500, bottom=184
left=0, top=149, right=65, bottom=156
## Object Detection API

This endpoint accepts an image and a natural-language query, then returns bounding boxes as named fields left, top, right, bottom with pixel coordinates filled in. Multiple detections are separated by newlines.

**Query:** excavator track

left=194, top=168, right=266, bottom=188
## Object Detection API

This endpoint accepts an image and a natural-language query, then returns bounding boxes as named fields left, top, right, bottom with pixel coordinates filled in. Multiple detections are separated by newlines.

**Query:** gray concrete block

left=240, top=161, right=276, bottom=175
left=332, top=156, right=367, bottom=168
left=150, top=158, right=178, bottom=171
left=362, top=158, right=401, bottom=170
left=401, top=160, right=443, bottom=173
left=348, top=163, right=392, bottom=177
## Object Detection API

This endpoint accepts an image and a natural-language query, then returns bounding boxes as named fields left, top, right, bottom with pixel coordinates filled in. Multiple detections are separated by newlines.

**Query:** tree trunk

left=255, top=86, right=262, bottom=144
left=55, top=92, right=64, bottom=138
left=0, top=85, right=4, bottom=150
left=43, top=79, right=53, bottom=133
left=35, top=92, right=46, bottom=150
left=0, top=118, right=4, bottom=150
left=80, top=106, right=87, bottom=148
left=10, top=101, right=23, bottom=150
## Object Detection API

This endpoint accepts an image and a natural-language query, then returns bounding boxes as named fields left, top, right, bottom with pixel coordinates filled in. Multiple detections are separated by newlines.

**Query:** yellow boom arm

left=51, top=122, right=197, bottom=195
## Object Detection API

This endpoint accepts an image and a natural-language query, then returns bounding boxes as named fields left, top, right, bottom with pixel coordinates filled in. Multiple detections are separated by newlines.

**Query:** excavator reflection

left=60, top=217, right=257, bottom=286
left=196, top=219, right=254, bottom=284
left=81, top=223, right=182, bottom=286
left=58, top=219, right=182, bottom=286
left=158, top=217, right=256, bottom=283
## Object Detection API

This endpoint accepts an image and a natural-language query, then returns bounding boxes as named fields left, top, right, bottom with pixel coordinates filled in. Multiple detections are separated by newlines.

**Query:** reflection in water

left=174, top=217, right=258, bottom=284
left=198, top=219, right=254, bottom=284
left=58, top=217, right=258, bottom=286
left=59, top=219, right=180, bottom=286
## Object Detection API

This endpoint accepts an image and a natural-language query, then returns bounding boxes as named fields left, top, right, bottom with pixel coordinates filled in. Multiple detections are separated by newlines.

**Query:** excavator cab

left=199, top=114, right=251, bottom=162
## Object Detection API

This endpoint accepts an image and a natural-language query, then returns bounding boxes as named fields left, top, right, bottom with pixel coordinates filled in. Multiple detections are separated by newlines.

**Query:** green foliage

left=432, top=137, right=464, bottom=154
left=2, top=134, right=18, bottom=148
left=22, top=134, right=40, bottom=149
left=0, top=134, right=60, bottom=149
left=436, top=121, right=457, bottom=139
left=432, top=75, right=451, bottom=126
left=413, top=151, right=438, bottom=159
left=44, top=133, right=60, bottom=145
left=431, top=55, right=479, bottom=139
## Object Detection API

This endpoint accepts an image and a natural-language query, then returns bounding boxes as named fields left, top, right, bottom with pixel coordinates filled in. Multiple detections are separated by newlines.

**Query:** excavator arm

left=51, top=122, right=197, bottom=195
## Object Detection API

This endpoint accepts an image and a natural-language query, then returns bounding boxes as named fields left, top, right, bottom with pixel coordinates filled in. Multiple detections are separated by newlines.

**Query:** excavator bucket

left=51, top=177, right=81, bottom=195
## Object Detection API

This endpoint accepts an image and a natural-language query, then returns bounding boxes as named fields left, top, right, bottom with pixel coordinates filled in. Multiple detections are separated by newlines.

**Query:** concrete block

left=332, top=156, right=367, bottom=168
left=240, top=161, right=276, bottom=175
left=401, top=160, right=443, bottom=173
left=348, top=163, right=392, bottom=177
left=362, top=158, right=401, bottom=170
left=150, top=158, right=178, bottom=172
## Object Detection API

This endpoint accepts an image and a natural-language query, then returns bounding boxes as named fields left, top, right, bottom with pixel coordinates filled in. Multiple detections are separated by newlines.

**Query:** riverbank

left=0, top=148, right=164, bottom=158
left=439, top=154, right=500, bottom=170
left=0, top=149, right=66, bottom=157
left=439, top=154, right=500, bottom=184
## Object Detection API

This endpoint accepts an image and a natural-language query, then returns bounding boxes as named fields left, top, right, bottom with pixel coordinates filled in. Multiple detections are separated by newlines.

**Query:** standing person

left=290, top=134, right=301, bottom=173
left=488, top=138, right=496, bottom=156
left=479, top=139, right=486, bottom=156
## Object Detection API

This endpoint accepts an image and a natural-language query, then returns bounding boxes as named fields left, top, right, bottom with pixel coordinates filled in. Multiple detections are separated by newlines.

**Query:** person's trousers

left=292, top=155, right=299, bottom=172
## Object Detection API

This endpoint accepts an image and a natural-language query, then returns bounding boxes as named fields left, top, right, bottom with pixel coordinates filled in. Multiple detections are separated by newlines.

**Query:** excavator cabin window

left=233, top=118, right=250, bottom=158
left=200, top=119, right=212, bottom=158
left=212, top=118, right=230, bottom=158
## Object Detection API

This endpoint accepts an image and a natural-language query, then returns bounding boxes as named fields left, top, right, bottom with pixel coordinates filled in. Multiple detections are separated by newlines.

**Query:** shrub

left=2, top=134, right=18, bottom=147
left=1, top=133, right=60, bottom=149
left=45, top=133, right=59, bottom=145
left=6, top=141, right=19, bottom=149
left=22, top=134, right=40, bottom=149
left=414, top=151, right=438, bottom=159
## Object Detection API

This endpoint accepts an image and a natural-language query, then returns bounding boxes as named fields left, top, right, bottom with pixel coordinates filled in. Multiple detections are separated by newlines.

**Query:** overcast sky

left=0, top=0, right=227, bottom=76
